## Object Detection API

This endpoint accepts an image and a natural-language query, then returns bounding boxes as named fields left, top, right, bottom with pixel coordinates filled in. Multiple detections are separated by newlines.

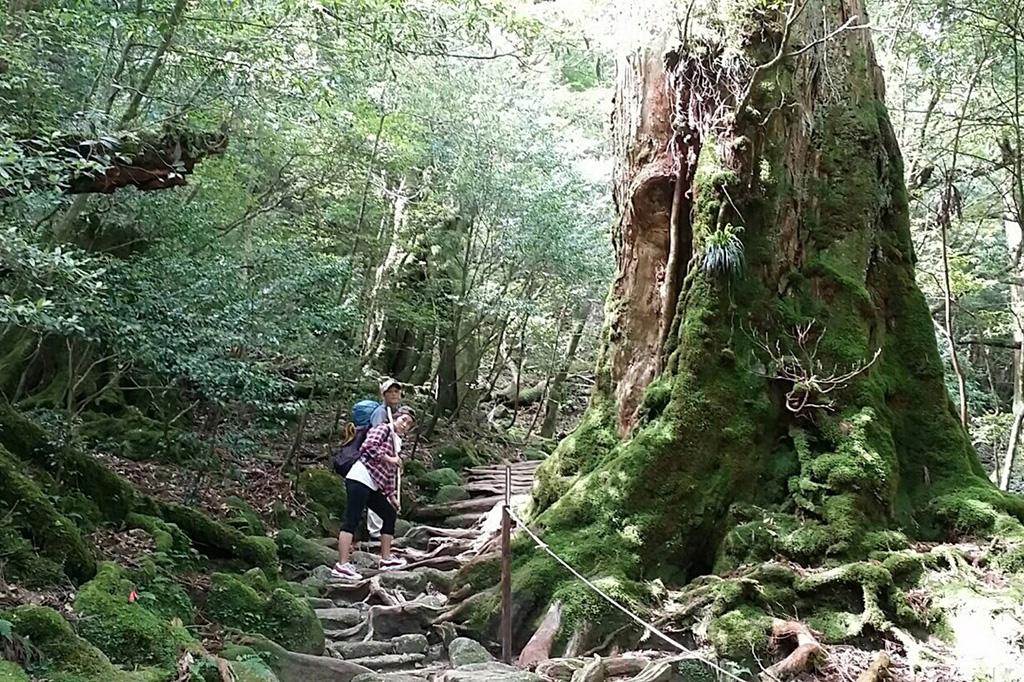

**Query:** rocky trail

left=284, top=458, right=538, bottom=682
left=279, top=458, right=712, bottom=682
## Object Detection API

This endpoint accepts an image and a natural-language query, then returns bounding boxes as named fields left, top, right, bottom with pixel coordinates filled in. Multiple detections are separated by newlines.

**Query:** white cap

left=380, top=377, right=401, bottom=394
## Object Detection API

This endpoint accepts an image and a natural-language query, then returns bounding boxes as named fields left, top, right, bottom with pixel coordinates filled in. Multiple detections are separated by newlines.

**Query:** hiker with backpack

left=330, top=378, right=404, bottom=479
left=331, top=410, right=416, bottom=580
left=367, top=378, right=404, bottom=539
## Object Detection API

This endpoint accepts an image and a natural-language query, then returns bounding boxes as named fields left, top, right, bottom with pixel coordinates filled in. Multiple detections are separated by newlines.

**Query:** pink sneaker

left=379, top=556, right=407, bottom=571
left=330, top=561, right=363, bottom=580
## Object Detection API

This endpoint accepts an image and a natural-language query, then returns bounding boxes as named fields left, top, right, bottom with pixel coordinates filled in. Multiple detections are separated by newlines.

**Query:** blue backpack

left=352, top=400, right=380, bottom=428
left=332, top=400, right=381, bottom=477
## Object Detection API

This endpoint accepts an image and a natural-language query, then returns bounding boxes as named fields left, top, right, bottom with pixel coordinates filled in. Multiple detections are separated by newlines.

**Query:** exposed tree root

left=570, top=654, right=651, bottom=682
left=536, top=657, right=585, bottom=679
left=856, top=651, right=892, bottom=682
left=518, top=600, right=562, bottom=668
left=760, top=620, right=823, bottom=681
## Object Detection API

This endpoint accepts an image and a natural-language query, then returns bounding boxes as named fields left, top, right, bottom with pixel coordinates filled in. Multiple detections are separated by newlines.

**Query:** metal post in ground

left=500, top=464, right=512, bottom=664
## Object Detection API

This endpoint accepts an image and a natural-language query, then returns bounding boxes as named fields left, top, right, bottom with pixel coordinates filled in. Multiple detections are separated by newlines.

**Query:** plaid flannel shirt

left=359, top=423, right=398, bottom=498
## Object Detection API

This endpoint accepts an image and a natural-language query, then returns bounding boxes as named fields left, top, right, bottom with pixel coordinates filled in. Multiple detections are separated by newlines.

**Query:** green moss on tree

left=0, top=446, right=95, bottom=583
left=127, top=513, right=196, bottom=567
left=157, top=503, right=277, bottom=572
left=225, top=496, right=266, bottom=536
left=77, top=410, right=207, bottom=464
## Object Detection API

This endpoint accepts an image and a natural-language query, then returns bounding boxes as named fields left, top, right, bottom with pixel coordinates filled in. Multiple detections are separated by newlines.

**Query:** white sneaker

left=379, top=556, right=406, bottom=571
left=330, top=561, right=363, bottom=580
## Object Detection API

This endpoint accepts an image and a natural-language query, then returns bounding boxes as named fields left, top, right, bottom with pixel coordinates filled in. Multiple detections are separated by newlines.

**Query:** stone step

left=316, top=606, right=365, bottom=629
left=441, top=513, right=485, bottom=529
left=469, top=461, right=541, bottom=473
left=347, top=653, right=426, bottom=670
left=307, top=596, right=335, bottom=610
left=329, top=634, right=428, bottom=659
left=413, top=496, right=503, bottom=521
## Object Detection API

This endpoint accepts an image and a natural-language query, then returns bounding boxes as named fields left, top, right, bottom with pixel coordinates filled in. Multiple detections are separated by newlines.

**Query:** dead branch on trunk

left=752, top=321, right=880, bottom=417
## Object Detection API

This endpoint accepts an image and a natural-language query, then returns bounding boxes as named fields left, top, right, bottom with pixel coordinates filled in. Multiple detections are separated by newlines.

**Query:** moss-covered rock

left=434, top=484, right=469, bottom=504
left=453, top=555, right=501, bottom=594
left=296, top=469, right=346, bottom=535
left=5, top=605, right=120, bottom=681
left=275, top=529, right=335, bottom=569
left=707, top=606, right=772, bottom=660
left=73, top=563, right=194, bottom=668
left=225, top=496, right=266, bottom=536
left=418, top=468, right=462, bottom=495
left=434, top=445, right=480, bottom=472
left=206, top=571, right=324, bottom=655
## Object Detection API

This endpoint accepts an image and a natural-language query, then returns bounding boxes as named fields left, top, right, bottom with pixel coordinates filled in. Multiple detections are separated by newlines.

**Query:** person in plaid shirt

left=331, top=409, right=415, bottom=580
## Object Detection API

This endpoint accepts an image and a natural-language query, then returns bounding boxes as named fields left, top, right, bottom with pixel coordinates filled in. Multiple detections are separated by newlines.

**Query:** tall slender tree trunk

left=540, top=302, right=591, bottom=439
left=1001, top=210, right=1024, bottom=491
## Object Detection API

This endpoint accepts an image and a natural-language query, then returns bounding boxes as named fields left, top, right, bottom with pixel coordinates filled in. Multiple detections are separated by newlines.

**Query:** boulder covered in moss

left=707, top=606, right=773, bottom=661
left=73, top=563, right=195, bottom=668
left=434, top=484, right=469, bottom=504
left=4, top=605, right=122, bottom=680
left=434, top=445, right=480, bottom=472
left=275, top=529, right=336, bottom=569
left=418, top=468, right=462, bottom=495
left=296, top=469, right=346, bottom=535
left=207, top=570, right=324, bottom=655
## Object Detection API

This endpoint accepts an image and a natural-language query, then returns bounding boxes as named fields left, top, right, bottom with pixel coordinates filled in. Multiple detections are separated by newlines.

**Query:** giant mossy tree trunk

left=521, top=0, right=1024, bottom=657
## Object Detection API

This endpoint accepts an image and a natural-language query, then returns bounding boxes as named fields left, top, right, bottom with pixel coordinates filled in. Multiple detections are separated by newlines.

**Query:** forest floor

left=5, top=387, right=1024, bottom=682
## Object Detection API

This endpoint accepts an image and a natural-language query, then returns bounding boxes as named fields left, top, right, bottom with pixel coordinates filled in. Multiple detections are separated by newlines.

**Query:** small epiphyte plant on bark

left=752, top=321, right=881, bottom=417
left=701, top=223, right=745, bottom=276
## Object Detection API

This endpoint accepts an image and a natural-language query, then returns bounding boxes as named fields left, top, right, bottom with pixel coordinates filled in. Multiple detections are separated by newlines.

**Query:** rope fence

left=500, top=466, right=748, bottom=682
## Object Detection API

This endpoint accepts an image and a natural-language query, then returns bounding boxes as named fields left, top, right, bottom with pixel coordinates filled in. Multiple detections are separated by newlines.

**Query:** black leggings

left=342, top=479, right=397, bottom=536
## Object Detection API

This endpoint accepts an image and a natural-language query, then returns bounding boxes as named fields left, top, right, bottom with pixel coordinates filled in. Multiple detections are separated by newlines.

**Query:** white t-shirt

left=346, top=460, right=377, bottom=490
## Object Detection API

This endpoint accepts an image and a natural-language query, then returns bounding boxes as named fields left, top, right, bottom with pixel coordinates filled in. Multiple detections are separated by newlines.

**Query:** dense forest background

left=3, top=0, right=1024, bottom=680
left=4, top=0, right=1024, bottom=491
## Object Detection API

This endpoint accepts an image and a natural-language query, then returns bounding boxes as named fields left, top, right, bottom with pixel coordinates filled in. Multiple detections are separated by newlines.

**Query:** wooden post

left=500, top=464, right=512, bottom=664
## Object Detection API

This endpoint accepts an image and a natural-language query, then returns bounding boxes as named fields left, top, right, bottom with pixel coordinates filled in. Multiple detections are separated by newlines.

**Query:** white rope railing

left=504, top=504, right=748, bottom=682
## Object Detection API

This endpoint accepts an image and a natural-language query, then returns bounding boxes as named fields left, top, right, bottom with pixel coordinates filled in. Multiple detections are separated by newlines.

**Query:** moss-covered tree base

left=489, top=0, right=1024, bottom=673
